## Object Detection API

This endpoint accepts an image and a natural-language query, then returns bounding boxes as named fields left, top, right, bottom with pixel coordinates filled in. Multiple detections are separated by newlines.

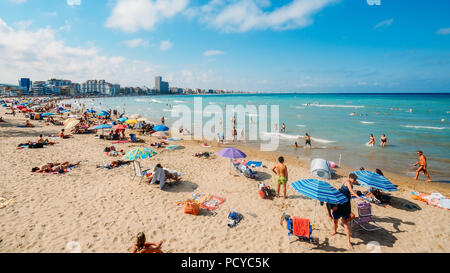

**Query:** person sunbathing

left=194, top=152, right=211, bottom=158
left=0, top=117, right=5, bottom=122
left=131, top=232, right=163, bottom=253
left=97, top=160, right=131, bottom=169
left=25, top=120, right=34, bottom=128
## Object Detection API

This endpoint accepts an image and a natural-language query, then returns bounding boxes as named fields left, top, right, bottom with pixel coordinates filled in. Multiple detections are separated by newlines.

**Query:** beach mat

left=176, top=193, right=225, bottom=210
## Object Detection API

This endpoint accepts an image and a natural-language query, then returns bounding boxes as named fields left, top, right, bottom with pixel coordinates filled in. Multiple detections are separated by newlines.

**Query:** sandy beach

left=0, top=105, right=449, bottom=253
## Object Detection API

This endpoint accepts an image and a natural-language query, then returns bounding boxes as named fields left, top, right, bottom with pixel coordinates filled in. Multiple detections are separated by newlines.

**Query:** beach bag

left=184, top=200, right=200, bottom=215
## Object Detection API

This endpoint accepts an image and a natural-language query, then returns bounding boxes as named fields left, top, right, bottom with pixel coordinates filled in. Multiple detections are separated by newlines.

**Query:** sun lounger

left=283, top=213, right=313, bottom=249
left=353, top=201, right=382, bottom=231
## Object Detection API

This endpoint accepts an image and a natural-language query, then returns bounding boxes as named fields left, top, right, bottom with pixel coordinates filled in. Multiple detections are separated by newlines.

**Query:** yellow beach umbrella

left=125, top=119, right=138, bottom=124
left=64, top=118, right=75, bottom=125
left=64, top=120, right=80, bottom=131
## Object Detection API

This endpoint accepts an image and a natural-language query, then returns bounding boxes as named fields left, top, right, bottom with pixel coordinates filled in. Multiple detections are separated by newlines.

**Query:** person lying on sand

left=130, top=232, right=163, bottom=253
left=31, top=161, right=80, bottom=173
left=150, top=141, right=168, bottom=148
left=96, top=160, right=132, bottom=169
left=0, top=117, right=4, bottom=122
left=194, top=152, right=212, bottom=158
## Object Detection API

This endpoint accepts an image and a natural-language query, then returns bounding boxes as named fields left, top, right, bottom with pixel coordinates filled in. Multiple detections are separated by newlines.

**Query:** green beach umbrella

left=122, top=147, right=157, bottom=161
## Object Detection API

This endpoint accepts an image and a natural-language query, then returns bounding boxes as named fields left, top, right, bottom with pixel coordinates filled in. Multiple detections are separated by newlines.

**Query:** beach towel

left=167, top=137, right=181, bottom=141
left=176, top=193, right=226, bottom=210
left=246, top=161, right=262, bottom=167
left=166, top=145, right=182, bottom=150
left=293, top=217, right=310, bottom=238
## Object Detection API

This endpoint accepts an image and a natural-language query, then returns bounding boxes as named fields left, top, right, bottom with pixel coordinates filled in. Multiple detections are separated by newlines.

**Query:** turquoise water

left=67, top=93, right=450, bottom=181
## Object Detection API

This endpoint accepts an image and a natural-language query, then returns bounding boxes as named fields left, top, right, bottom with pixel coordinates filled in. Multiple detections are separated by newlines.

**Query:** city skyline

left=0, top=0, right=450, bottom=92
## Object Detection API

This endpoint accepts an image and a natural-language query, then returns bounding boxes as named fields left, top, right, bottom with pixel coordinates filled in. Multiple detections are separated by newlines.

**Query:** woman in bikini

left=368, top=134, right=376, bottom=146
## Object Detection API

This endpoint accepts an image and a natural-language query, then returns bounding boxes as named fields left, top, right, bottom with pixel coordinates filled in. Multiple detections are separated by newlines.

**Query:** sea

left=66, top=93, right=450, bottom=182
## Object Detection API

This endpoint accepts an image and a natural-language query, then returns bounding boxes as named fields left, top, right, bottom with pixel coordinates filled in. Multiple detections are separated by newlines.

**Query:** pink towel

left=293, top=217, right=310, bottom=238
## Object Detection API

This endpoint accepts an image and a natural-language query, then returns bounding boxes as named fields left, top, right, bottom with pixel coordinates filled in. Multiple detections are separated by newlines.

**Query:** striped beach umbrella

left=291, top=179, right=348, bottom=204
left=352, top=170, right=398, bottom=192
left=122, top=147, right=157, bottom=161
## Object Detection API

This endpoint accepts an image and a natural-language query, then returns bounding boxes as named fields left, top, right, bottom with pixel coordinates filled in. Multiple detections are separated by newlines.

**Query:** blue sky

left=0, top=0, right=449, bottom=92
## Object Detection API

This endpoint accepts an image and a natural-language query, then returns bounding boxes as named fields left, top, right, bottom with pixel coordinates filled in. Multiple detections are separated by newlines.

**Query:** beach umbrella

left=42, top=113, right=56, bottom=117
left=85, top=109, right=96, bottom=113
left=122, top=147, right=157, bottom=161
left=218, top=148, right=247, bottom=174
left=64, top=120, right=80, bottom=131
left=30, top=105, right=40, bottom=109
left=125, top=119, right=138, bottom=124
left=130, top=114, right=142, bottom=119
left=56, top=107, right=64, bottom=111
left=217, top=148, right=246, bottom=159
left=134, top=121, right=144, bottom=129
left=151, top=131, right=169, bottom=137
left=292, top=179, right=348, bottom=204
left=352, top=170, right=398, bottom=192
left=92, top=124, right=112, bottom=130
left=16, top=105, right=25, bottom=110
left=292, top=179, right=348, bottom=225
left=97, top=112, right=108, bottom=116
left=153, top=125, right=169, bottom=132
left=113, top=124, right=127, bottom=130
left=117, top=117, right=128, bottom=123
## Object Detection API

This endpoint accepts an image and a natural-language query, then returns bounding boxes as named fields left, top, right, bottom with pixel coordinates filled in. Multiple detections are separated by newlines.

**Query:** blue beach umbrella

left=292, top=178, right=348, bottom=225
left=85, top=109, right=96, bottom=113
left=92, top=124, right=112, bottom=130
left=97, top=112, right=108, bottom=116
left=352, top=170, right=398, bottom=192
left=117, top=117, right=128, bottom=123
left=42, top=113, right=56, bottom=117
left=292, top=179, right=348, bottom=204
left=153, top=125, right=169, bottom=132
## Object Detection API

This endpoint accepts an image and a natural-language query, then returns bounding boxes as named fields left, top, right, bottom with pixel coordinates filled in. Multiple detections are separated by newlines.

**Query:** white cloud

left=106, top=0, right=189, bottom=33
left=123, top=38, right=149, bottom=48
left=0, top=17, right=157, bottom=86
left=436, top=28, right=450, bottom=35
left=203, top=50, right=224, bottom=56
left=187, top=0, right=337, bottom=32
left=16, top=20, right=32, bottom=30
left=67, top=0, right=81, bottom=6
left=159, top=40, right=173, bottom=51
left=374, top=18, right=394, bottom=29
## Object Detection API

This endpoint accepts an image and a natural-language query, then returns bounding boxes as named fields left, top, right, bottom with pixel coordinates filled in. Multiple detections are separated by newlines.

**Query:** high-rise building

left=155, top=76, right=169, bottom=94
left=19, top=78, right=32, bottom=92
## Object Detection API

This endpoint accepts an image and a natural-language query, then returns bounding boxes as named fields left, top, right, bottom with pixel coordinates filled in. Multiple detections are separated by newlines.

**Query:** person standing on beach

left=272, top=156, right=288, bottom=199
left=281, top=123, right=286, bottom=132
left=305, top=133, right=311, bottom=149
left=414, top=151, right=432, bottom=182
left=161, top=116, right=165, bottom=125
left=232, top=127, right=237, bottom=142
left=330, top=173, right=364, bottom=249
left=294, top=141, right=298, bottom=150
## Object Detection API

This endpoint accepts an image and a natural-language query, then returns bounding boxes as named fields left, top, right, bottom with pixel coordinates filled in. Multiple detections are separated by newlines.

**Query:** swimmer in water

left=380, top=134, right=390, bottom=147
left=305, top=133, right=311, bottom=149
left=368, top=134, right=376, bottom=146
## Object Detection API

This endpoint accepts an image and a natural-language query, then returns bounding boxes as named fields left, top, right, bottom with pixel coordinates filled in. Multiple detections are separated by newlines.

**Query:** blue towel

left=246, top=161, right=262, bottom=167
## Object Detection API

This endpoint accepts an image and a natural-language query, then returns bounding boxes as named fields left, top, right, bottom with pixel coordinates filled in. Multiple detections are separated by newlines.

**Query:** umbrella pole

left=312, top=200, right=317, bottom=226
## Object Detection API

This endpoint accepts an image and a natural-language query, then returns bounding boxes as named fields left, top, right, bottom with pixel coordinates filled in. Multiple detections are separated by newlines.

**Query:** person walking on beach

left=281, top=123, right=286, bottom=132
left=272, top=156, right=288, bottom=199
left=329, top=173, right=364, bottom=250
left=414, top=150, right=432, bottom=182
left=380, top=134, right=390, bottom=147
left=368, top=134, right=376, bottom=146
left=294, top=141, right=298, bottom=150
left=305, top=133, right=311, bottom=149
left=232, top=127, right=237, bottom=142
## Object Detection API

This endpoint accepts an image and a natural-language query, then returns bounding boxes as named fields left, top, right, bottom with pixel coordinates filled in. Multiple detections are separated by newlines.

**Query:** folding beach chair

left=283, top=213, right=313, bottom=249
left=353, top=201, right=382, bottom=231
left=132, top=160, right=145, bottom=182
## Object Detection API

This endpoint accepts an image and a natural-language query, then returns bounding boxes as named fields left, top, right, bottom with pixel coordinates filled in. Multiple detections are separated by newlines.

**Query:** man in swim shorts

left=414, top=150, right=431, bottom=182
left=272, top=156, right=288, bottom=199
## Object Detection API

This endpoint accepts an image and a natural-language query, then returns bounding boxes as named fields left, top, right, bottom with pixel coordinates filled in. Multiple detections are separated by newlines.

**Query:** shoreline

left=1, top=101, right=449, bottom=253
